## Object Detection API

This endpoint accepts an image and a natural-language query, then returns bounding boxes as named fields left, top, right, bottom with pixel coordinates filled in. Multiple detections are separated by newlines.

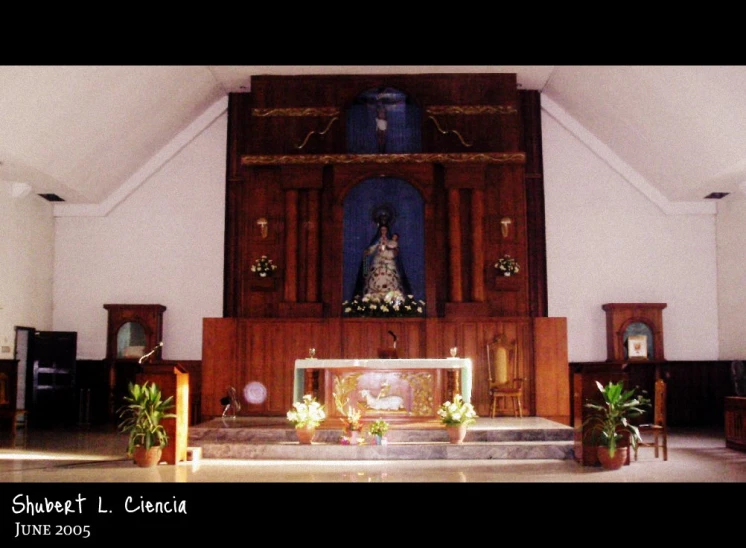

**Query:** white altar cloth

left=293, top=358, right=472, bottom=403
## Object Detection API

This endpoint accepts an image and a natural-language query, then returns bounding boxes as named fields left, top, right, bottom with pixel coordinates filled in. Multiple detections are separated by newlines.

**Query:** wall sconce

left=257, top=217, right=268, bottom=239
left=500, top=216, right=513, bottom=238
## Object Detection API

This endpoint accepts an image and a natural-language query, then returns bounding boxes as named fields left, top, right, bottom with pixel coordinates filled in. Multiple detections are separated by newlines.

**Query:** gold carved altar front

left=294, top=358, right=472, bottom=424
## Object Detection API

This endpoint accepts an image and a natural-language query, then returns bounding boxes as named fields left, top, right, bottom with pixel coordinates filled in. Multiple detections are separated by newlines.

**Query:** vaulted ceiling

left=2, top=66, right=744, bottom=213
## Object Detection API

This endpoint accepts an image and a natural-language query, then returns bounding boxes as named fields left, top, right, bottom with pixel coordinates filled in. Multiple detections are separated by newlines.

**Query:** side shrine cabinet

left=602, top=303, right=666, bottom=362
left=103, top=304, right=166, bottom=417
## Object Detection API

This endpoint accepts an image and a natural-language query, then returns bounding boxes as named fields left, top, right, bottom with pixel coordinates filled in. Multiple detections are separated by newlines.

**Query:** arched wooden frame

left=103, top=305, right=166, bottom=363
left=340, top=177, right=426, bottom=304
left=328, top=164, right=436, bottom=318
left=602, top=303, right=666, bottom=362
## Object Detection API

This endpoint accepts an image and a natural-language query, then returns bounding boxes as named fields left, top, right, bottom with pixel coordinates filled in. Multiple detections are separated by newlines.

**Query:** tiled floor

left=1, top=422, right=744, bottom=483
left=1, top=421, right=742, bottom=544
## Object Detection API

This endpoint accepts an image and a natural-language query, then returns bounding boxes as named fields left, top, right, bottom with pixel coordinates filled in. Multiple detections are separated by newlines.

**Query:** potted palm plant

left=116, top=381, right=176, bottom=467
left=583, top=380, right=650, bottom=469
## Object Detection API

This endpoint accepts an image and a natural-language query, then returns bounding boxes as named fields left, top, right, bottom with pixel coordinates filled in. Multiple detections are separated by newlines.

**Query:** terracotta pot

left=133, top=446, right=163, bottom=468
left=446, top=424, right=467, bottom=444
left=296, top=425, right=316, bottom=444
left=597, top=446, right=628, bottom=470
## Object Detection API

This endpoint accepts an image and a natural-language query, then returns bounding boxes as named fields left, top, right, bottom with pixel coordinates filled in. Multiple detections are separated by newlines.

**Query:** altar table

left=293, top=358, right=472, bottom=420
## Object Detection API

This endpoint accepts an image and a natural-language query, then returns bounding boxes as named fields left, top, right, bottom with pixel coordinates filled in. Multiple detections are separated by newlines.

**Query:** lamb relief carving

left=359, top=388, right=404, bottom=411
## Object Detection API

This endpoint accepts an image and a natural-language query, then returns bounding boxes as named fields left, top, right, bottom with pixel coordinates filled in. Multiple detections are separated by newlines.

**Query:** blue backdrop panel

left=346, top=87, right=422, bottom=155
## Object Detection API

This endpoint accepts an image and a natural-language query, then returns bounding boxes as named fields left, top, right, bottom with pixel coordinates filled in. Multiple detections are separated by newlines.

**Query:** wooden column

left=284, top=190, right=298, bottom=302
left=306, top=189, right=320, bottom=302
left=448, top=188, right=463, bottom=302
left=471, top=188, right=485, bottom=302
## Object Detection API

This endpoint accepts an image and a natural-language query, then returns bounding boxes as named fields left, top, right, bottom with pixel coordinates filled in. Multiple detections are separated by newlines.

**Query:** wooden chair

left=486, top=335, right=524, bottom=417
left=634, top=378, right=668, bottom=461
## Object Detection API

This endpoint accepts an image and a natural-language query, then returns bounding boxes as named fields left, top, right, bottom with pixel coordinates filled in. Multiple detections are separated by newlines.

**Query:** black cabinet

left=29, top=331, right=77, bottom=426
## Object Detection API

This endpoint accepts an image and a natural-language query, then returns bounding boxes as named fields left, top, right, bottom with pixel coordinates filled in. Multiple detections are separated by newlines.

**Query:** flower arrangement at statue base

left=342, top=290, right=425, bottom=318
left=437, top=394, right=478, bottom=444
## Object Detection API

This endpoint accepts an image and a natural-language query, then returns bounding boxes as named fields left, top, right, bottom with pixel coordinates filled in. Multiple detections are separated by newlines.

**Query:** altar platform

left=187, top=417, right=575, bottom=461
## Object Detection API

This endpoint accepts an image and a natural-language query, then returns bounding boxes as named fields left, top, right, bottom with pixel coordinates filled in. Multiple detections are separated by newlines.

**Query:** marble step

left=188, top=416, right=576, bottom=461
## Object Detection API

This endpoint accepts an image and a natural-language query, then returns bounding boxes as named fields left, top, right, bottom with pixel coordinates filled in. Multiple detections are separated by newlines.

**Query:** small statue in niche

left=375, top=96, right=388, bottom=153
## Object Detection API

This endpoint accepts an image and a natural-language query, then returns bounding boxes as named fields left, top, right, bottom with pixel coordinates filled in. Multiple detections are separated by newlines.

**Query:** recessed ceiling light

left=704, top=192, right=730, bottom=199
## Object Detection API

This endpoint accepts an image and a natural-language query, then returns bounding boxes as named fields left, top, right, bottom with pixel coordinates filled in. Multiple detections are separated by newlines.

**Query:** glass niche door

left=116, top=321, right=148, bottom=359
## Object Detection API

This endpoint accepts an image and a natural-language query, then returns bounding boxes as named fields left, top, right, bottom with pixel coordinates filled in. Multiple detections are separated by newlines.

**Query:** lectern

left=136, top=363, right=189, bottom=465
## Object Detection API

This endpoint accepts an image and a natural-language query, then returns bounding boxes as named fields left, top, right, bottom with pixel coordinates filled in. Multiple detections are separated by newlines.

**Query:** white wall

left=0, top=184, right=54, bottom=358
left=542, top=110, right=719, bottom=362
left=52, top=113, right=227, bottom=360
left=716, top=194, right=746, bottom=359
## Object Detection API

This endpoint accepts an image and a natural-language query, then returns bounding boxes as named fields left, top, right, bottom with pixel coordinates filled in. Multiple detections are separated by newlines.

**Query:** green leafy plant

left=583, top=380, right=651, bottom=458
left=117, top=381, right=176, bottom=455
left=368, top=418, right=390, bottom=437
left=286, top=394, right=326, bottom=429
left=437, top=394, right=478, bottom=427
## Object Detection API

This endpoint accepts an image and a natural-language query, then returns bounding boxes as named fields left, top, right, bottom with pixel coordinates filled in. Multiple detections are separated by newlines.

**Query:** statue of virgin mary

left=352, top=221, right=412, bottom=300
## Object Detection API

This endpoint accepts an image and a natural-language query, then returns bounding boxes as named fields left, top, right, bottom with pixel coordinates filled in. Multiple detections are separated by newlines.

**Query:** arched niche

left=346, top=87, right=422, bottom=154
left=621, top=321, right=655, bottom=360
left=342, top=177, right=425, bottom=304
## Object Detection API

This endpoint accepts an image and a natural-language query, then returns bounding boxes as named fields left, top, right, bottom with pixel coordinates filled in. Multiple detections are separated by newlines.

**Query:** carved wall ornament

left=241, top=152, right=526, bottom=167
left=256, top=217, right=268, bottom=239
left=252, top=107, right=340, bottom=117
left=500, top=216, right=513, bottom=238
left=427, top=115, right=473, bottom=147
left=296, top=117, right=339, bottom=150
left=426, top=105, right=518, bottom=116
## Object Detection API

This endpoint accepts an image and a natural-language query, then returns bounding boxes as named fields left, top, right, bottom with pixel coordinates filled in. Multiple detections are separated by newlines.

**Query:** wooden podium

left=136, top=363, right=189, bottom=465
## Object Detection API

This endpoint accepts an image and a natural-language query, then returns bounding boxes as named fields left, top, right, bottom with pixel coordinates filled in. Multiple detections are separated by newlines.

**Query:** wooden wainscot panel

left=340, top=319, right=427, bottom=360
left=202, top=318, right=240, bottom=419
left=725, top=397, right=746, bottom=452
left=200, top=317, right=567, bottom=424
left=532, top=317, right=570, bottom=425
